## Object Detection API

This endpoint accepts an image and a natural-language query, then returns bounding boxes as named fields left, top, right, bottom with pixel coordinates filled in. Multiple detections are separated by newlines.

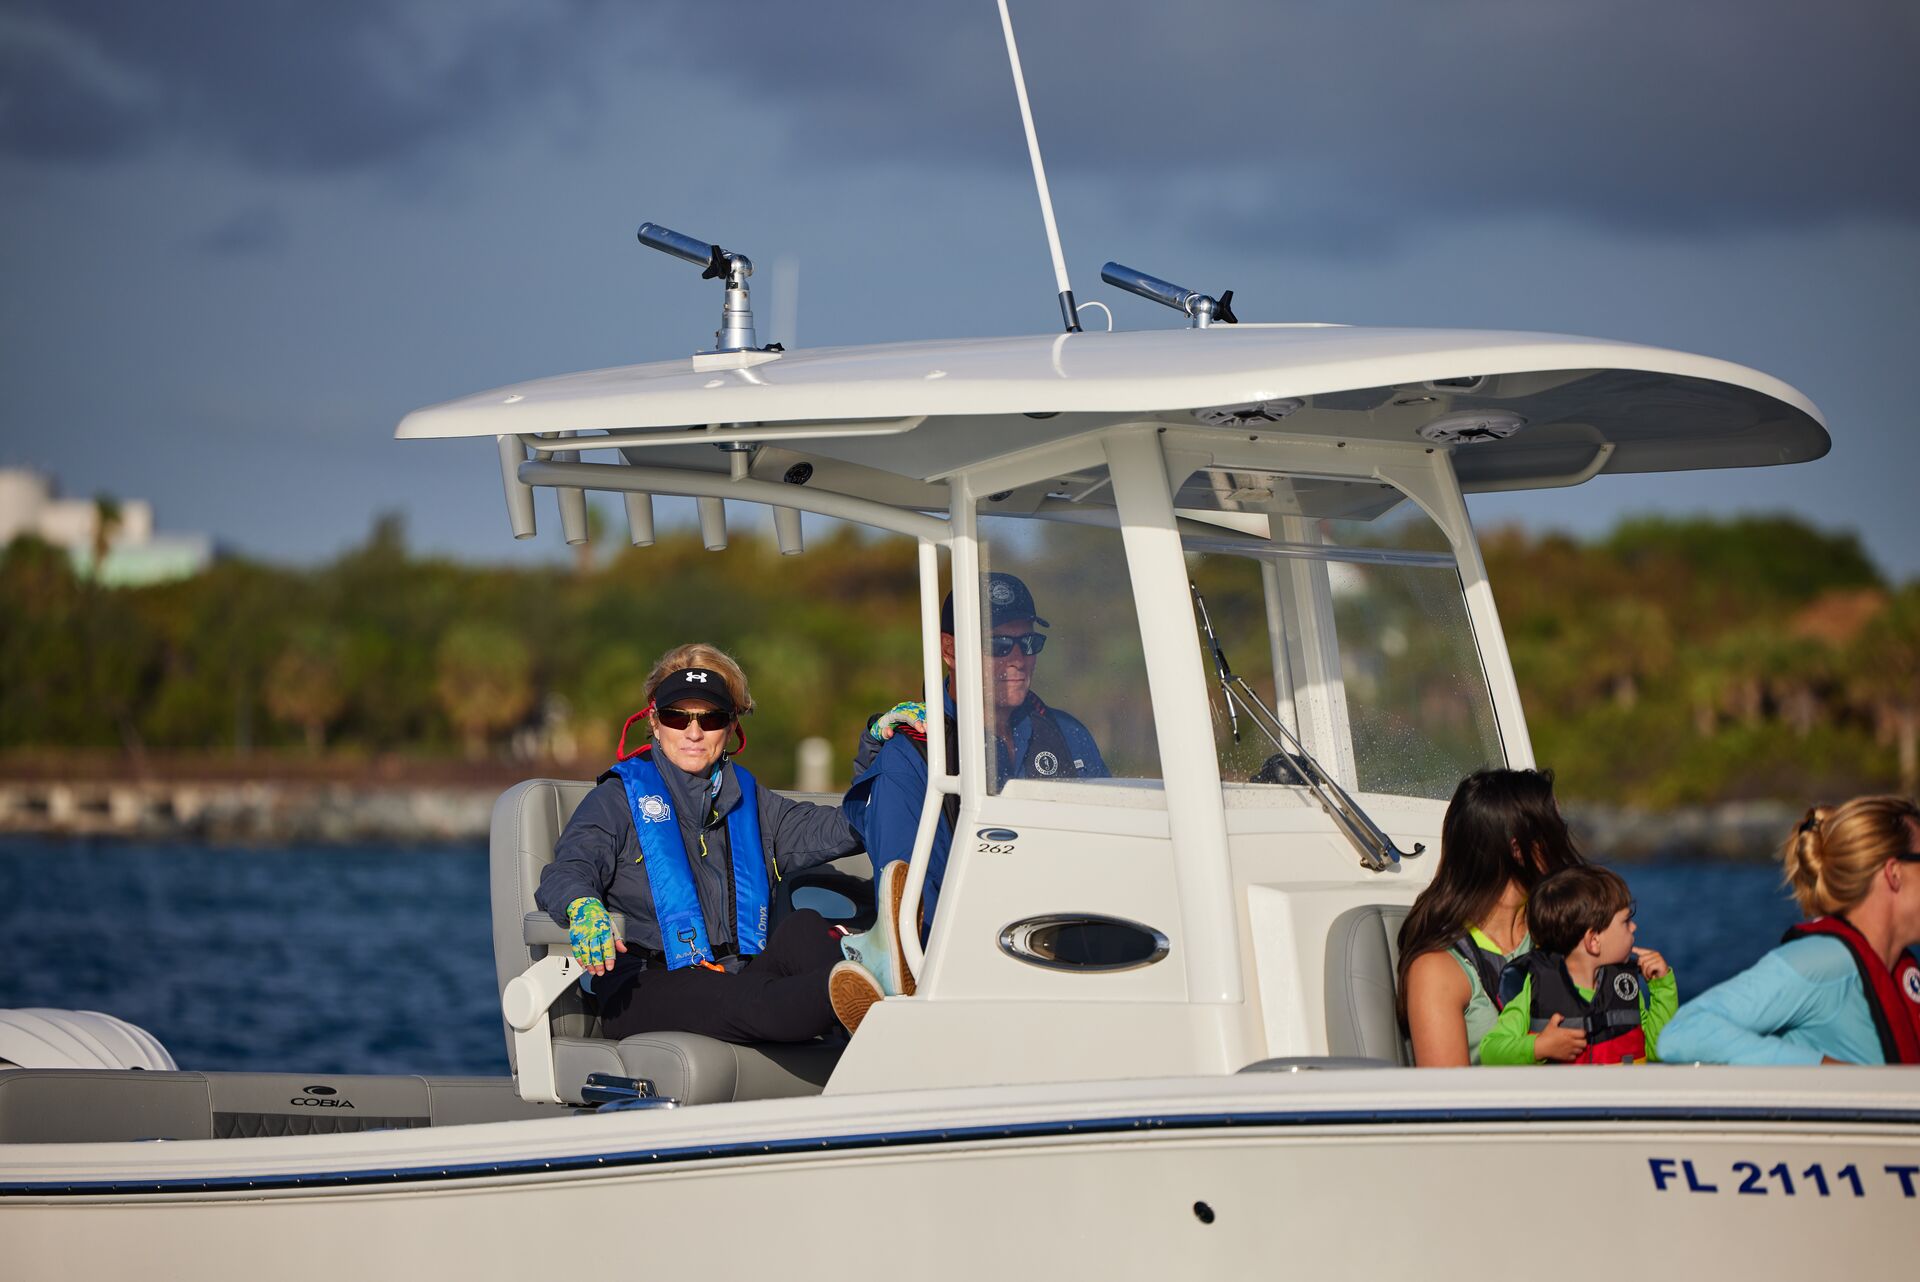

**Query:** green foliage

left=2, top=509, right=1913, bottom=801
left=1603, top=514, right=1881, bottom=621
left=1489, top=512, right=1912, bottom=802
left=434, top=622, right=535, bottom=759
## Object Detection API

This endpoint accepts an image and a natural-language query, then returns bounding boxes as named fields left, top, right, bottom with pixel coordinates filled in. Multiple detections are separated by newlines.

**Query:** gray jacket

left=536, top=751, right=859, bottom=993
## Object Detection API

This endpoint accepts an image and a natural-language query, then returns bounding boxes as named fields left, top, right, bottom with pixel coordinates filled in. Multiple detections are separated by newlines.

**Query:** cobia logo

left=290, top=1084, right=355, bottom=1108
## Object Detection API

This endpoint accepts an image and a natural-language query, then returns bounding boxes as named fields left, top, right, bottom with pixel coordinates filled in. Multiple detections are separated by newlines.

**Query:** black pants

left=597, top=909, right=845, bottom=1043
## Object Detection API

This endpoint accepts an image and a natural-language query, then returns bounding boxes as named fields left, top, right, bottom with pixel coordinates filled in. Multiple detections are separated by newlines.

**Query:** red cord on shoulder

left=616, top=705, right=654, bottom=761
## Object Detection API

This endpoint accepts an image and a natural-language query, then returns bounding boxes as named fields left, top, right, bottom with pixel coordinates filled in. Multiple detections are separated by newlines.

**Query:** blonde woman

left=536, top=643, right=907, bottom=1042
left=1659, top=796, right=1920, bottom=1065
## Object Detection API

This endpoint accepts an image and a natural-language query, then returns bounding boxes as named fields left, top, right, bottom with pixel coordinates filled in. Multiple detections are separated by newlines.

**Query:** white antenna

left=996, top=0, right=1080, bottom=334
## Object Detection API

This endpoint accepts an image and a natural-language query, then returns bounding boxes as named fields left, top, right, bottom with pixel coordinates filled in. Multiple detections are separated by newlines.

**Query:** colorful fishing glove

left=868, top=701, right=927, bottom=740
left=566, top=897, right=617, bottom=971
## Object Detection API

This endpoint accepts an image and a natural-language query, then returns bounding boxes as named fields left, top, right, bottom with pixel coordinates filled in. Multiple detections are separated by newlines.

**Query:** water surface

left=0, top=838, right=1804, bottom=1075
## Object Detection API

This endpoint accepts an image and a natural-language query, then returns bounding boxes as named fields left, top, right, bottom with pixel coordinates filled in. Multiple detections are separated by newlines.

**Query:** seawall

left=0, top=769, right=1802, bottom=859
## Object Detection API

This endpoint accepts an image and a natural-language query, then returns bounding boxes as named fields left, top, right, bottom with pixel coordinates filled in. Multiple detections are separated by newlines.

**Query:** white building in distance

left=0, top=468, right=213, bottom=586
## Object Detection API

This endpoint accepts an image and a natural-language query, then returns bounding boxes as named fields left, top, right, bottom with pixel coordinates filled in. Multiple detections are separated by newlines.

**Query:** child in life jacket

left=1479, top=865, right=1678, bottom=1065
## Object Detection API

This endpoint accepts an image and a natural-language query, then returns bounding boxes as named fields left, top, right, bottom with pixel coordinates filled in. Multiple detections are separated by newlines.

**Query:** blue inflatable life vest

left=609, top=754, right=770, bottom=970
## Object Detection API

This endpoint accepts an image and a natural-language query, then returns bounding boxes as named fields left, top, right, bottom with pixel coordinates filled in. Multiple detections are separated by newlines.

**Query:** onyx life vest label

left=1505, top=952, right=1649, bottom=1065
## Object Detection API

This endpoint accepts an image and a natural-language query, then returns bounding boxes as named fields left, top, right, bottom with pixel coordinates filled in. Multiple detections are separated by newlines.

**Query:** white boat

left=5, top=224, right=1915, bottom=1274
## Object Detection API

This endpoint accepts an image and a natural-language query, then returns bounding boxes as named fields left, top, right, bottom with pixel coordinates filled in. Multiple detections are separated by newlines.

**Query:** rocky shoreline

left=1563, top=801, right=1801, bottom=864
left=0, top=772, right=1805, bottom=861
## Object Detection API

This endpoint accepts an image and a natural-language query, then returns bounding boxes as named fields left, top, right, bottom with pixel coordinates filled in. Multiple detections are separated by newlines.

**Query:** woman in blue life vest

left=1659, top=796, right=1920, bottom=1066
left=1395, top=769, right=1590, bottom=1066
left=535, top=643, right=911, bottom=1043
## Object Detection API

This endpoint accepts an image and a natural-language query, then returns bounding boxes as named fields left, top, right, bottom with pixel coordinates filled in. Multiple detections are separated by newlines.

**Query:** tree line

left=2, top=510, right=1915, bottom=804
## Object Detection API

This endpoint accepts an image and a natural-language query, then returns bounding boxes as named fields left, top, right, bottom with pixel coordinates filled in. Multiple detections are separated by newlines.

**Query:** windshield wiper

left=1191, top=582, right=1424, bottom=873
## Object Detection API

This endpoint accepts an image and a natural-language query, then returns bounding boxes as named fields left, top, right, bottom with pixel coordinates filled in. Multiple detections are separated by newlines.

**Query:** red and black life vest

left=1782, top=916, right=1920, bottom=1065
left=1502, top=952, right=1650, bottom=1065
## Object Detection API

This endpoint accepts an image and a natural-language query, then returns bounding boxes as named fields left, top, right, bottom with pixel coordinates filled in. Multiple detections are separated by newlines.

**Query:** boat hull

left=5, top=1070, right=1916, bottom=1279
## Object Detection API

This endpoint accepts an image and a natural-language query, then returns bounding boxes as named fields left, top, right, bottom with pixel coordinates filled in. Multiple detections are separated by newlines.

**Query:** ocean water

left=0, top=838, right=1806, bottom=1077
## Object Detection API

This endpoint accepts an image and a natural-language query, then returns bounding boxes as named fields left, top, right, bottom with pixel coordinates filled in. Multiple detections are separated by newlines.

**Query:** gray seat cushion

left=1323, top=904, right=1413, bottom=1066
left=552, top=1033, right=842, bottom=1106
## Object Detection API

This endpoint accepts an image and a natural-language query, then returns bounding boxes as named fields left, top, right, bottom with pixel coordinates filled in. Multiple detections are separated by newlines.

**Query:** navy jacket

left=842, top=690, right=1106, bottom=936
left=537, top=748, right=860, bottom=999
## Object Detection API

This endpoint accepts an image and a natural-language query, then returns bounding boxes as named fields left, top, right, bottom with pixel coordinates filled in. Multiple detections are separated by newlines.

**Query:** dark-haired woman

left=1659, top=796, right=1920, bottom=1065
left=1396, top=768, right=1589, bottom=1066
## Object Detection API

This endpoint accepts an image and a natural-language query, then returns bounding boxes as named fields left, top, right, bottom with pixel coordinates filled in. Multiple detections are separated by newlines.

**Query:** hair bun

left=1781, top=797, right=1910, bottom=918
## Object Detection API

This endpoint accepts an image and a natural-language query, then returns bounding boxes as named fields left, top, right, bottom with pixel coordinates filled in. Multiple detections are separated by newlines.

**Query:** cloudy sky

left=3, top=1, right=1917, bottom=571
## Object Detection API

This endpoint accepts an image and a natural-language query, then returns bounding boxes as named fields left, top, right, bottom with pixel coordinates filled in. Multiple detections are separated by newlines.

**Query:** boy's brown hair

left=1527, top=865, right=1634, bottom=955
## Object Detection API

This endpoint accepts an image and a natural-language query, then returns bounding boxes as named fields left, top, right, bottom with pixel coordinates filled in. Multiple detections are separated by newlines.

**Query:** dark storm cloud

left=2, top=1, right=1914, bottom=237
left=645, top=0, right=1920, bottom=236
left=0, top=0, right=620, bottom=172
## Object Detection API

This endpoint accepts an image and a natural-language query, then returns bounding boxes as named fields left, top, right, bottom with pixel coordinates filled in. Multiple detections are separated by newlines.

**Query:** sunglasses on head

left=656, top=706, right=735, bottom=732
left=988, top=632, right=1047, bottom=658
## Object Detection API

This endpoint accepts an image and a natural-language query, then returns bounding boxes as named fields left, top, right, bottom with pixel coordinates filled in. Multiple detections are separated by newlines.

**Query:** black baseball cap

left=650, top=667, right=736, bottom=714
left=940, top=571, right=1050, bottom=634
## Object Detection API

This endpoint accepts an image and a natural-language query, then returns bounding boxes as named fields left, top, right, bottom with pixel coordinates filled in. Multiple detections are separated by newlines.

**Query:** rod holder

left=623, top=492, right=655, bottom=547
left=1100, top=261, right=1237, bottom=328
left=697, top=497, right=728, bottom=551
left=637, top=221, right=758, bottom=352
left=497, top=435, right=536, bottom=539
left=773, top=506, right=804, bottom=556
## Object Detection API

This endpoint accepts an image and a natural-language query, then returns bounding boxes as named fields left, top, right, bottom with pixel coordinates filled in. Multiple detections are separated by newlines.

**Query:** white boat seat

left=1321, top=904, right=1414, bottom=1066
left=490, top=778, right=845, bottom=1106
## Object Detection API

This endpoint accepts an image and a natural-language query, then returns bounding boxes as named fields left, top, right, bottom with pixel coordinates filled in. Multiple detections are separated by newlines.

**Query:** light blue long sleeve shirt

left=1656, top=936, right=1886, bottom=1066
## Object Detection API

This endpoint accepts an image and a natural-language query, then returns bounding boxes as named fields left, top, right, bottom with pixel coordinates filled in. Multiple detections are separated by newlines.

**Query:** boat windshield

left=1178, top=470, right=1504, bottom=802
left=975, top=495, right=1162, bottom=794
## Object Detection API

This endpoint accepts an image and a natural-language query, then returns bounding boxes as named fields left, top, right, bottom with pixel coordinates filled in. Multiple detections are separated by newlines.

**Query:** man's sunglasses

left=656, top=706, right=735, bottom=732
left=989, top=632, right=1047, bottom=658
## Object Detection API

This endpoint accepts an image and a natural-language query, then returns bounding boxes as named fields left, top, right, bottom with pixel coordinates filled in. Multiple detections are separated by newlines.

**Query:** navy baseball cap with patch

left=650, top=667, right=736, bottom=713
left=940, top=571, right=1051, bottom=634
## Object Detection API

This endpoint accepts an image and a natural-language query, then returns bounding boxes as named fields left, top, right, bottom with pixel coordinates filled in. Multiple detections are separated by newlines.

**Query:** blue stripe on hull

left=5, top=1102, right=1919, bottom=1197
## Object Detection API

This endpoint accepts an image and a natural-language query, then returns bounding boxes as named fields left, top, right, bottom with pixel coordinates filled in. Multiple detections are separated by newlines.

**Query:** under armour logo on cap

left=650, top=667, right=736, bottom=714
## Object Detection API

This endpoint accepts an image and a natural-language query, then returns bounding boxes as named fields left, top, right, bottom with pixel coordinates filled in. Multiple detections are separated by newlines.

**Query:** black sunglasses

left=988, top=632, right=1047, bottom=658
left=656, top=706, right=734, bottom=732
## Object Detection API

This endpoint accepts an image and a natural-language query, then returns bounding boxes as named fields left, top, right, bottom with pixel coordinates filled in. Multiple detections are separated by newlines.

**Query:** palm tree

left=1849, top=586, right=1920, bottom=792
left=265, top=631, right=346, bottom=753
left=434, top=623, right=535, bottom=760
left=89, top=494, right=122, bottom=583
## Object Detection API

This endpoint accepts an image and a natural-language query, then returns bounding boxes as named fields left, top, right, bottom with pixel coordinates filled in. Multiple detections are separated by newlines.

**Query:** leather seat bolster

left=1323, top=904, right=1414, bottom=1066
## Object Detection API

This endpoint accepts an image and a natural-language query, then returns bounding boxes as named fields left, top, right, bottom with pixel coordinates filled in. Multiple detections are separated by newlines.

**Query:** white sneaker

left=839, top=859, right=915, bottom=997
left=829, top=961, right=885, bottom=1035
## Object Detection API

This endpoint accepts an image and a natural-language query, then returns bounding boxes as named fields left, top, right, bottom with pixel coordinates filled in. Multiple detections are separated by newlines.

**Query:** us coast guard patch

left=637, top=795, right=672, bottom=824
left=1034, top=750, right=1059, bottom=776
left=1613, top=972, right=1641, bottom=1002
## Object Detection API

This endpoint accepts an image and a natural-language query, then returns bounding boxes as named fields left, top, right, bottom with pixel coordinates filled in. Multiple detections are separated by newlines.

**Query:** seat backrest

left=1322, top=904, right=1413, bottom=1066
left=490, top=779, right=599, bottom=1067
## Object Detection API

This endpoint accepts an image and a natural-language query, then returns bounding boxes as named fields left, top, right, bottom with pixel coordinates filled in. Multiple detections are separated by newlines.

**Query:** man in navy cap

left=844, top=571, right=1108, bottom=938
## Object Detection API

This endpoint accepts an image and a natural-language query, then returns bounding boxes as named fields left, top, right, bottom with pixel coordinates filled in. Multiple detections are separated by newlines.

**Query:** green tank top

left=1452, top=925, right=1531, bottom=1064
